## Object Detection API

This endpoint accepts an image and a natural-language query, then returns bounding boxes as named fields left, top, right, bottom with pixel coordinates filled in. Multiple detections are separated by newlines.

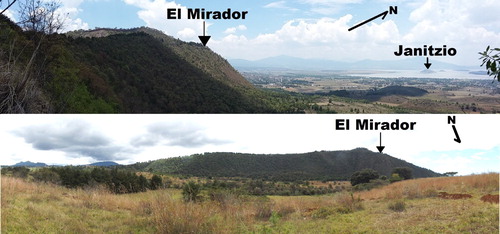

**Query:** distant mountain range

left=127, top=148, right=442, bottom=181
left=10, top=161, right=48, bottom=167
left=4, top=161, right=120, bottom=167
left=88, top=161, right=120, bottom=167
left=229, top=55, right=477, bottom=71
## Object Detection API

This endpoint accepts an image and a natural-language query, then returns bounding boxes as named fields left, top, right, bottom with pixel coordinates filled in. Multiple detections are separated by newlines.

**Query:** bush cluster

left=2, top=166, right=163, bottom=194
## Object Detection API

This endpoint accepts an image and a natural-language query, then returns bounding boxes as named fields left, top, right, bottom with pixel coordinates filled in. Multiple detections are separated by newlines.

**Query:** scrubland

left=1, top=173, right=498, bottom=233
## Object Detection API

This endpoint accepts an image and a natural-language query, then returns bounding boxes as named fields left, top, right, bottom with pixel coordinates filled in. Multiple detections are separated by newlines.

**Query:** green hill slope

left=1, top=15, right=309, bottom=113
left=130, top=148, right=441, bottom=181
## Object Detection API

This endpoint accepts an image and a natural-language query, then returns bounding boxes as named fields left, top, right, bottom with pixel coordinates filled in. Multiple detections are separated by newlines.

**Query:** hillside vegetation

left=1, top=15, right=310, bottom=113
left=128, top=148, right=441, bottom=181
left=2, top=173, right=498, bottom=233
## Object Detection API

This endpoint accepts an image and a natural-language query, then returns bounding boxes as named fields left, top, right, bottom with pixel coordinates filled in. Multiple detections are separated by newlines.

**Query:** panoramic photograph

left=1, top=0, right=499, bottom=113
left=1, top=115, right=499, bottom=232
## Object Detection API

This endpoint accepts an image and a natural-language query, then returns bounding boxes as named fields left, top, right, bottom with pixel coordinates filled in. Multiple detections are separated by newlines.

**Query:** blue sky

left=1, top=115, right=499, bottom=176
left=3, top=0, right=500, bottom=65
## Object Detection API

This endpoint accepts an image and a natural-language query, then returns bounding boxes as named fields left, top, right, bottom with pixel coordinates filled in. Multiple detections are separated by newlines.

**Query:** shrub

left=389, top=173, right=403, bottom=183
left=392, top=167, right=413, bottom=180
left=388, top=200, right=406, bottom=212
left=311, top=207, right=336, bottom=219
left=182, top=181, right=202, bottom=202
left=351, top=169, right=380, bottom=186
left=353, top=179, right=389, bottom=191
left=10, top=167, right=30, bottom=178
left=269, top=211, right=280, bottom=226
left=150, top=175, right=162, bottom=190
left=207, top=189, right=242, bottom=209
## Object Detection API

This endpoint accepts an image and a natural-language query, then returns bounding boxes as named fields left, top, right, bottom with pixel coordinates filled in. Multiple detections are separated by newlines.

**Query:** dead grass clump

left=207, top=190, right=243, bottom=210
left=2, top=176, right=38, bottom=195
left=480, top=194, right=499, bottom=204
left=254, top=200, right=274, bottom=220
left=422, top=188, right=439, bottom=198
left=438, top=192, right=472, bottom=200
left=64, top=185, right=145, bottom=213
left=311, top=207, right=336, bottom=219
left=151, top=193, right=220, bottom=234
left=402, top=183, right=423, bottom=199
left=138, top=201, right=154, bottom=215
left=276, top=205, right=295, bottom=218
left=334, top=192, right=363, bottom=214
left=387, top=200, right=406, bottom=212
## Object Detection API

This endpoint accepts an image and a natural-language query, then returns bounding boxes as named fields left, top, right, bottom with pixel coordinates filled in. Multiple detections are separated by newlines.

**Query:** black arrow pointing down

left=376, top=132, right=385, bottom=153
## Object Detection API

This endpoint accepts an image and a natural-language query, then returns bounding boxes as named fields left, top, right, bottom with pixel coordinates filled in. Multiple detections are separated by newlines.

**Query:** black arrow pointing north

left=452, top=125, right=461, bottom=143
left=198, top=21, right=211, bottom=46
left=348, top=11, right=388, bottom=31
left=376, top=132, right=385, bottom=153
left=424, top=57, right=432, bottom=69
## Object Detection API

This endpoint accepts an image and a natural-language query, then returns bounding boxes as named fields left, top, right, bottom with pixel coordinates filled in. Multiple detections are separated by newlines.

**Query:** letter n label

left=389, top=6, right=398, bottom=15
left=447, top=116, right=456, bottom=125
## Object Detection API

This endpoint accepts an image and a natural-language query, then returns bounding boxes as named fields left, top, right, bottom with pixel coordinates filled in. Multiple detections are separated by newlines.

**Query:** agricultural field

left=1, top=173, right=498, bottom=233
left=244, top=72, right=500, bottom=113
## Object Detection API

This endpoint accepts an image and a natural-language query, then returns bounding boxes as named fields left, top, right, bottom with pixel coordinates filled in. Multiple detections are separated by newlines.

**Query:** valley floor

left=1, top=174, right=498, bottom=233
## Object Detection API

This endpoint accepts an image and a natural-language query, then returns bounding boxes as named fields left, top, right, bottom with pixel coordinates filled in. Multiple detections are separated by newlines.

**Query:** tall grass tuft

left=151, top=193, right=218, bottom=233
left=387, top=200, right=406, bottom=212
left=334, top=192, right=363, bottom=214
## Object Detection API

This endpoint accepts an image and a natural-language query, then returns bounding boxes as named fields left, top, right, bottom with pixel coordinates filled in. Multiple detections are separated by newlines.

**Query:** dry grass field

left=1, top=173, right=498, bottom=233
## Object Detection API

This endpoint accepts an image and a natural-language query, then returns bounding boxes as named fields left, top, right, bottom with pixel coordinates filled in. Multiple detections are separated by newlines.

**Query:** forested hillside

left=0, top=15, right=309, bottom=113
left=129, top=148, right=441, bottom=181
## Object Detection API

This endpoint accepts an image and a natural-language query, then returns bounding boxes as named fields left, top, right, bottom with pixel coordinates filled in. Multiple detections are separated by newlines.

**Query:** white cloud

left=300, top=0, right=363, bottom=4
left=224, top=27, right=237, bottom=34
left=403, top=0, right=500, bottom=65
left=264, top=1, right=286, bottom=8
left=211, top=0, right=499, bottom=65
left=224, top=24, right=247, bottom=34
left=470, top=152, right=486, bottom=160
left=299, top=0, right=362, bottom=15
left=56, top=6, right=89, bottom=32
left=177, top=27, right=196, bottom=39
left=211, top=15, right=398, bottom=61
left=58, top=0, right=85, bottom=9
left=123, top=0, right=204, bottom=41
left=264, top=1, right=298, bottom=11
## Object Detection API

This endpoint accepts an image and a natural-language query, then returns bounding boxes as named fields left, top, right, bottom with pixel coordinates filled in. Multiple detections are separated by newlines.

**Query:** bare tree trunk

left=0, top=0, right=64, bottom=113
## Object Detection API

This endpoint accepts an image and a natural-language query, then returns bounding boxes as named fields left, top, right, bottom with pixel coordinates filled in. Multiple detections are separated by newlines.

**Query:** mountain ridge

left=2, top=14, right=308, bottom=113
left=5, top=149, right=442, bottom=181
left=68, top=27, right=253, bottom=89
left=10, top=161, right=48, bottom=167
left=4, top=161, right=120, bottom=167
left=88, top=161, right=120, bottom=167
left=128, top=148, right=442, bottom=181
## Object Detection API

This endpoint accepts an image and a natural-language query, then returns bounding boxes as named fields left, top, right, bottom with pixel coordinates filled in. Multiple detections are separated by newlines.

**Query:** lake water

left=344, top=70, right=490, bottom=80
